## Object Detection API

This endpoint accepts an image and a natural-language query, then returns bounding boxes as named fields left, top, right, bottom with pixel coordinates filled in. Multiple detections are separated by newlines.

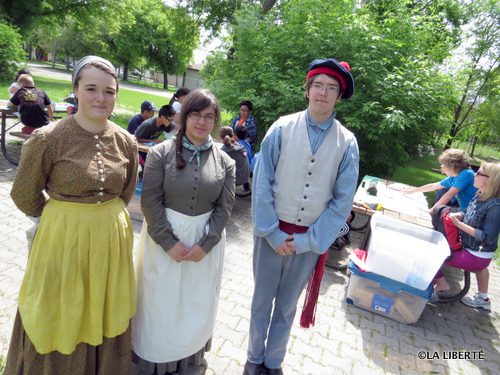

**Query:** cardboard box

left=346, top=261, right=433, bottom=324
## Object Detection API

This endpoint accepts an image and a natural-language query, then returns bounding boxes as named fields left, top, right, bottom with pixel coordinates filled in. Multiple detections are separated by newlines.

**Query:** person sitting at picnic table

left=8, top=69, right=31, bottom=96
left=220, top=126, right=251, bottom=195
left=8, top=74, right=53, bottom=134
left=134, top=105, right=176, bottom=168
left=127, top=100, right=158, bottom=134
left=3, top=55, right=138, bottom=375
left=230, top=100, right=258, bottom=150
left=433, top=162, right=500, bottom=310
left=403, top=148, right=477, bottom=213
left=134, top=104, right=176, bottom=143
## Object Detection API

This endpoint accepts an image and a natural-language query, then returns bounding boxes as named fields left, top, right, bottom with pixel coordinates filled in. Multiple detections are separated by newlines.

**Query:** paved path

left=1, top=149, right=500, bottom=374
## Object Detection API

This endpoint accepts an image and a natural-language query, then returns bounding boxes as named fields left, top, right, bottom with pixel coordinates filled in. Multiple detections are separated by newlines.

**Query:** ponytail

left=223, top=135, right=233, bottom=147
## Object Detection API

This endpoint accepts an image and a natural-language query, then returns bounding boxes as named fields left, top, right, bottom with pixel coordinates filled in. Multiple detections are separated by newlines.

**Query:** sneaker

left=461, top=293, right=491, bottom=311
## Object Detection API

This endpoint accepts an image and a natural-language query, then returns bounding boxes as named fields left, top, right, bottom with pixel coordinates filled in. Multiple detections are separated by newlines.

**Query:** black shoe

left=243, top=360, right=264, bottom=375
left=263, top=364, right=284, bottom=375
left=235, top=185, right=252, bottom=197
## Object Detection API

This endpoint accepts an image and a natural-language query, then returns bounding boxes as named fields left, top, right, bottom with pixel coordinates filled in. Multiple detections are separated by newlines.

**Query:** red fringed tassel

left=300, top=251, right=328, bottom=328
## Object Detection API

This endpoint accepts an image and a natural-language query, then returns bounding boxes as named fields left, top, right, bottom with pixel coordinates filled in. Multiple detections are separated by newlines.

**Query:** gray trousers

left=247, top=236, right=319, bottom=368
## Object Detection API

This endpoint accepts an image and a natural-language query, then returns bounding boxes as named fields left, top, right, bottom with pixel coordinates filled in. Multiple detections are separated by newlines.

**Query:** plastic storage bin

left=365, top=213, right=450, bottom=290
left=346, top=261, right=433, bottom=324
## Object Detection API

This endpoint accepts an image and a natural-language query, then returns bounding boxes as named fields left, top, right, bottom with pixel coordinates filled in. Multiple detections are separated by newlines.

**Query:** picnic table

left=0, top=100, right=68, bottom=165
left=352, top=175, right=432, bottom=249
left=352, top=175, right=469, bottom=303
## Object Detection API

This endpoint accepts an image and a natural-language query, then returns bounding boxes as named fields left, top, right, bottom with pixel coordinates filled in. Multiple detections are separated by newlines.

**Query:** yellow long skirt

left=17, top=198, right=136, bottom=355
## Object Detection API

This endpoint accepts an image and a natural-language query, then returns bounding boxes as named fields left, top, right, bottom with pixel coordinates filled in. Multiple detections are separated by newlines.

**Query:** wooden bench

left=10, top=131, right=31, bottom=140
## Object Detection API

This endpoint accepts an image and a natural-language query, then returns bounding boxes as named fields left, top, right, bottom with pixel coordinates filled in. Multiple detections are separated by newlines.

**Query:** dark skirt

left=3, top=311, right=131, bottom=375
left=131, top=339, right=211, bottom=375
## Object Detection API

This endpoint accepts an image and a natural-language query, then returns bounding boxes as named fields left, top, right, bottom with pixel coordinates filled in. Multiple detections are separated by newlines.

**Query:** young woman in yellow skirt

left=4, top=55, right=138, bottom=375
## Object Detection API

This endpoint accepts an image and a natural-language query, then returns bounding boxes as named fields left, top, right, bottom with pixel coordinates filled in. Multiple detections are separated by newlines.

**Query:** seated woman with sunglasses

left=433, top=162, right=500, bottom=310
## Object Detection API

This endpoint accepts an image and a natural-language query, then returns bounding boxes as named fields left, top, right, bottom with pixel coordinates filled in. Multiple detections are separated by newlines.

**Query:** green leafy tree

left=0, top=0, right=122, bottom=34
left=0, top=21, right=25, bottom=81
left=143, top=1, right=199, bottom=89
left=101, top=0, right=147, bottom=81
left=204, top=0, right=464, bottom=175
left=170, top=0, right=279, bottom=36
left=454, top=72, right=500, bottom=157
left=24, top=1, right=126, bottom=67
left=443, top=0, right=499, bottom=149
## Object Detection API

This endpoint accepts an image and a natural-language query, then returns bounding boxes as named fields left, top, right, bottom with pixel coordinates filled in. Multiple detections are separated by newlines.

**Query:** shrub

left=0, top=21, right=25, bottom=83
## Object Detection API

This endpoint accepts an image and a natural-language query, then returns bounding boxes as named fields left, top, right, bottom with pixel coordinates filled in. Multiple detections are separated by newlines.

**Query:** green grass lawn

left=1, top=75, right=171, bottom=128
left=385, top=153, right=443, bottom=207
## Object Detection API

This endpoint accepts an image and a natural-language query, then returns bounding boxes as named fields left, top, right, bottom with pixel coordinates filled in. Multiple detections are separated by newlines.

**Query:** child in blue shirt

left=404, top=148, right=477, bottom=212
left=234, top=126, right=257, bottom=173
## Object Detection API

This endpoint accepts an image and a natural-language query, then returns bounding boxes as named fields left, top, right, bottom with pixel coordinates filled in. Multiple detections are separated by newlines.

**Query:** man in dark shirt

left=9, top=74, right=53, bottom=134
left=134, top=105, right=176, bottom=143
left=127, top=100, right=157, bottom=134
left=135, top=105, right=176, bottom=169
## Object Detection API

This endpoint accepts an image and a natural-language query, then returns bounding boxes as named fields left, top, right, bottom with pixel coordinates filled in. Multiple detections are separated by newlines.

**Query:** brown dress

left=4, top=116, right=138, bottom=375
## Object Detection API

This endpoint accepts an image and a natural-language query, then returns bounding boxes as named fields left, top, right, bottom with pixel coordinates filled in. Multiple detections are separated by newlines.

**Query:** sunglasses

left=476, top=171, right=489, bottom=178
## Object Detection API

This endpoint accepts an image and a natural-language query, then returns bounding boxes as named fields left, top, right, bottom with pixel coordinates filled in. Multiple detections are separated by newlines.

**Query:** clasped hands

left=274, top=235, right=295, bottom=256
left=167, top=241, right=206, bottom=263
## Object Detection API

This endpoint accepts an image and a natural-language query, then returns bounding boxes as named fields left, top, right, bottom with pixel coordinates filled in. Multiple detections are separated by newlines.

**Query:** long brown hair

left=175, top=89, right=221, bottom=169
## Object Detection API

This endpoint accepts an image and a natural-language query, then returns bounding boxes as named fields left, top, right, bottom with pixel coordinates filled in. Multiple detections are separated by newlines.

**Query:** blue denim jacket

left=462, top=195, right=500, bottom=253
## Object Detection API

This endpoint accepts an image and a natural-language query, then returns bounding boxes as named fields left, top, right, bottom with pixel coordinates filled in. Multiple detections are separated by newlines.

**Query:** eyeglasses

left=188, top=112, right=216, bottom=124
left=476, top=171, right=489, bottom=178
left=310, top=82, right=340, bottom=95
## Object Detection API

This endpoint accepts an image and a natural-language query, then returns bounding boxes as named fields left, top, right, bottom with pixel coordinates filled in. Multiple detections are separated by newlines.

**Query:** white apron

left=131, top=208, right=225, bottom=363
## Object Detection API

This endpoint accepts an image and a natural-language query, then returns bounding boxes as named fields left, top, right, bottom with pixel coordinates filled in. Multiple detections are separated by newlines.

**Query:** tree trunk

left=163, top=71, right=168, bottom=89
left=123, top=62, right=129, bottom=81
left=52, top=47, right=56, bottom=68
left=444, top=121, right=458, bottom=149
left=26, top=42, right=33, bottom=60
left=470, top=136, right=478, bottom=158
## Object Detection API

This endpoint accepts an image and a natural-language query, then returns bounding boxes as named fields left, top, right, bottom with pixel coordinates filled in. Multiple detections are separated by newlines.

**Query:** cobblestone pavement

left=1, top=149, right=500, bottom=374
